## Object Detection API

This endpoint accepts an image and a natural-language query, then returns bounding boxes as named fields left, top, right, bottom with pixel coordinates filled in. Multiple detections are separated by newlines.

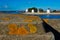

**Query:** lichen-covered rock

left=0, top=14, right=55, bottom=40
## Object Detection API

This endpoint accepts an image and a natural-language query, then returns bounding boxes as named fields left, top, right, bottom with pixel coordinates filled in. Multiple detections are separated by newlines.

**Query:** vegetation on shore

left=28, top=7, right=60, bottom=13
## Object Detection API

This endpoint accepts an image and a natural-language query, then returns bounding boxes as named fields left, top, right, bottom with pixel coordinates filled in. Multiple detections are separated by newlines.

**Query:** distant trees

left=39, top=8, right=44, bottom=12
left=28, top=7, right=38, bottom=12
left=53, top=10, right=56, bottom=12
left=28, top=7, right=58, bottom=13
left=28, top=7, right=44, bottom=12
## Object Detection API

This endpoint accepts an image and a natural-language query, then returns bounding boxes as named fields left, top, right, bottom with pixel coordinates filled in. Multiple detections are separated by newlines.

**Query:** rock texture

left=0, top=13, right=54, bottom=40
left=48, top=19, right=60, bottom=32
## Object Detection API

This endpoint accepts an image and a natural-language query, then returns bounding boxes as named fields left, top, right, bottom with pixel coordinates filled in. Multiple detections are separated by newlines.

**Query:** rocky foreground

left=48, top=19, right=60, bottom=32
left=0, top=13, right=60, bottom=40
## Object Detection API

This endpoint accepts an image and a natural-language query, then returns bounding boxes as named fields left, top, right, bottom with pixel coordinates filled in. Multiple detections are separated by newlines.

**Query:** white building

left=47, top=9, right=50, bottom=13
left=32, top=9, right=34, bottom=13
left=26, top=9, right=28, bottom=12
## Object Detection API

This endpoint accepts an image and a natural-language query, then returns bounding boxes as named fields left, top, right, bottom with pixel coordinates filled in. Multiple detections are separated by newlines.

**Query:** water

left=0, top=11, right=25, bottom=14
left=1, top=11, right=60, bottom=19
left=39, top=14, right=60, bottom=19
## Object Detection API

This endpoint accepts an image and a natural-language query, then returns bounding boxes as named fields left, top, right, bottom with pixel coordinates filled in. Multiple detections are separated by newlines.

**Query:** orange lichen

left=8, top=24, right=18, bottom=35
left=23, top=16, right=40, bottom=22
left=25, top=16, right=40, bottom=21
left=23, top=19, right=32, bottom=22
left=8, top=24, right=29, bottom=35
left=26, top=16, right=38, bottom=18
left=1, top=17, right=10, bottom=21
left=17, top=27, right=29, bottom=35
left=8, top=23, right=37, bottom=35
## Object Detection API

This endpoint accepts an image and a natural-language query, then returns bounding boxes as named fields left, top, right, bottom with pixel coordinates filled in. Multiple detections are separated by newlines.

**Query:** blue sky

left=0, top=0, right=60, bottom=11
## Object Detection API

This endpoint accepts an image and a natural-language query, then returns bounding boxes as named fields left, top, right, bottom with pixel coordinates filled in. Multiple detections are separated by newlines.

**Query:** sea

left=39, top=14, right=60, bottom=19
left=0, top=11, right=60, bottom=19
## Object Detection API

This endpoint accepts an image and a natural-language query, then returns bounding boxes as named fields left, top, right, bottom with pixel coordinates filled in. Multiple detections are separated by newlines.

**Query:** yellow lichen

left=43, top=19, right=48, bottom=23
left=28, top=24, right=37, bottom=33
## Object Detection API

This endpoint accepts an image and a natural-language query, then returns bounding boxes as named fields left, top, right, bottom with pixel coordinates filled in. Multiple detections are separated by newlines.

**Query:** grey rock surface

left=0, top=13, right=56, bottom=40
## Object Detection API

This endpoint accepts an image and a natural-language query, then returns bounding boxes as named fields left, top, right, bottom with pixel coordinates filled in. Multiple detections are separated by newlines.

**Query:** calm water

left=39, top=14, right=60, bottom=19
left=0, top=11, right=25, bottom=14
left=1, top=11, right=60, bottom=19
